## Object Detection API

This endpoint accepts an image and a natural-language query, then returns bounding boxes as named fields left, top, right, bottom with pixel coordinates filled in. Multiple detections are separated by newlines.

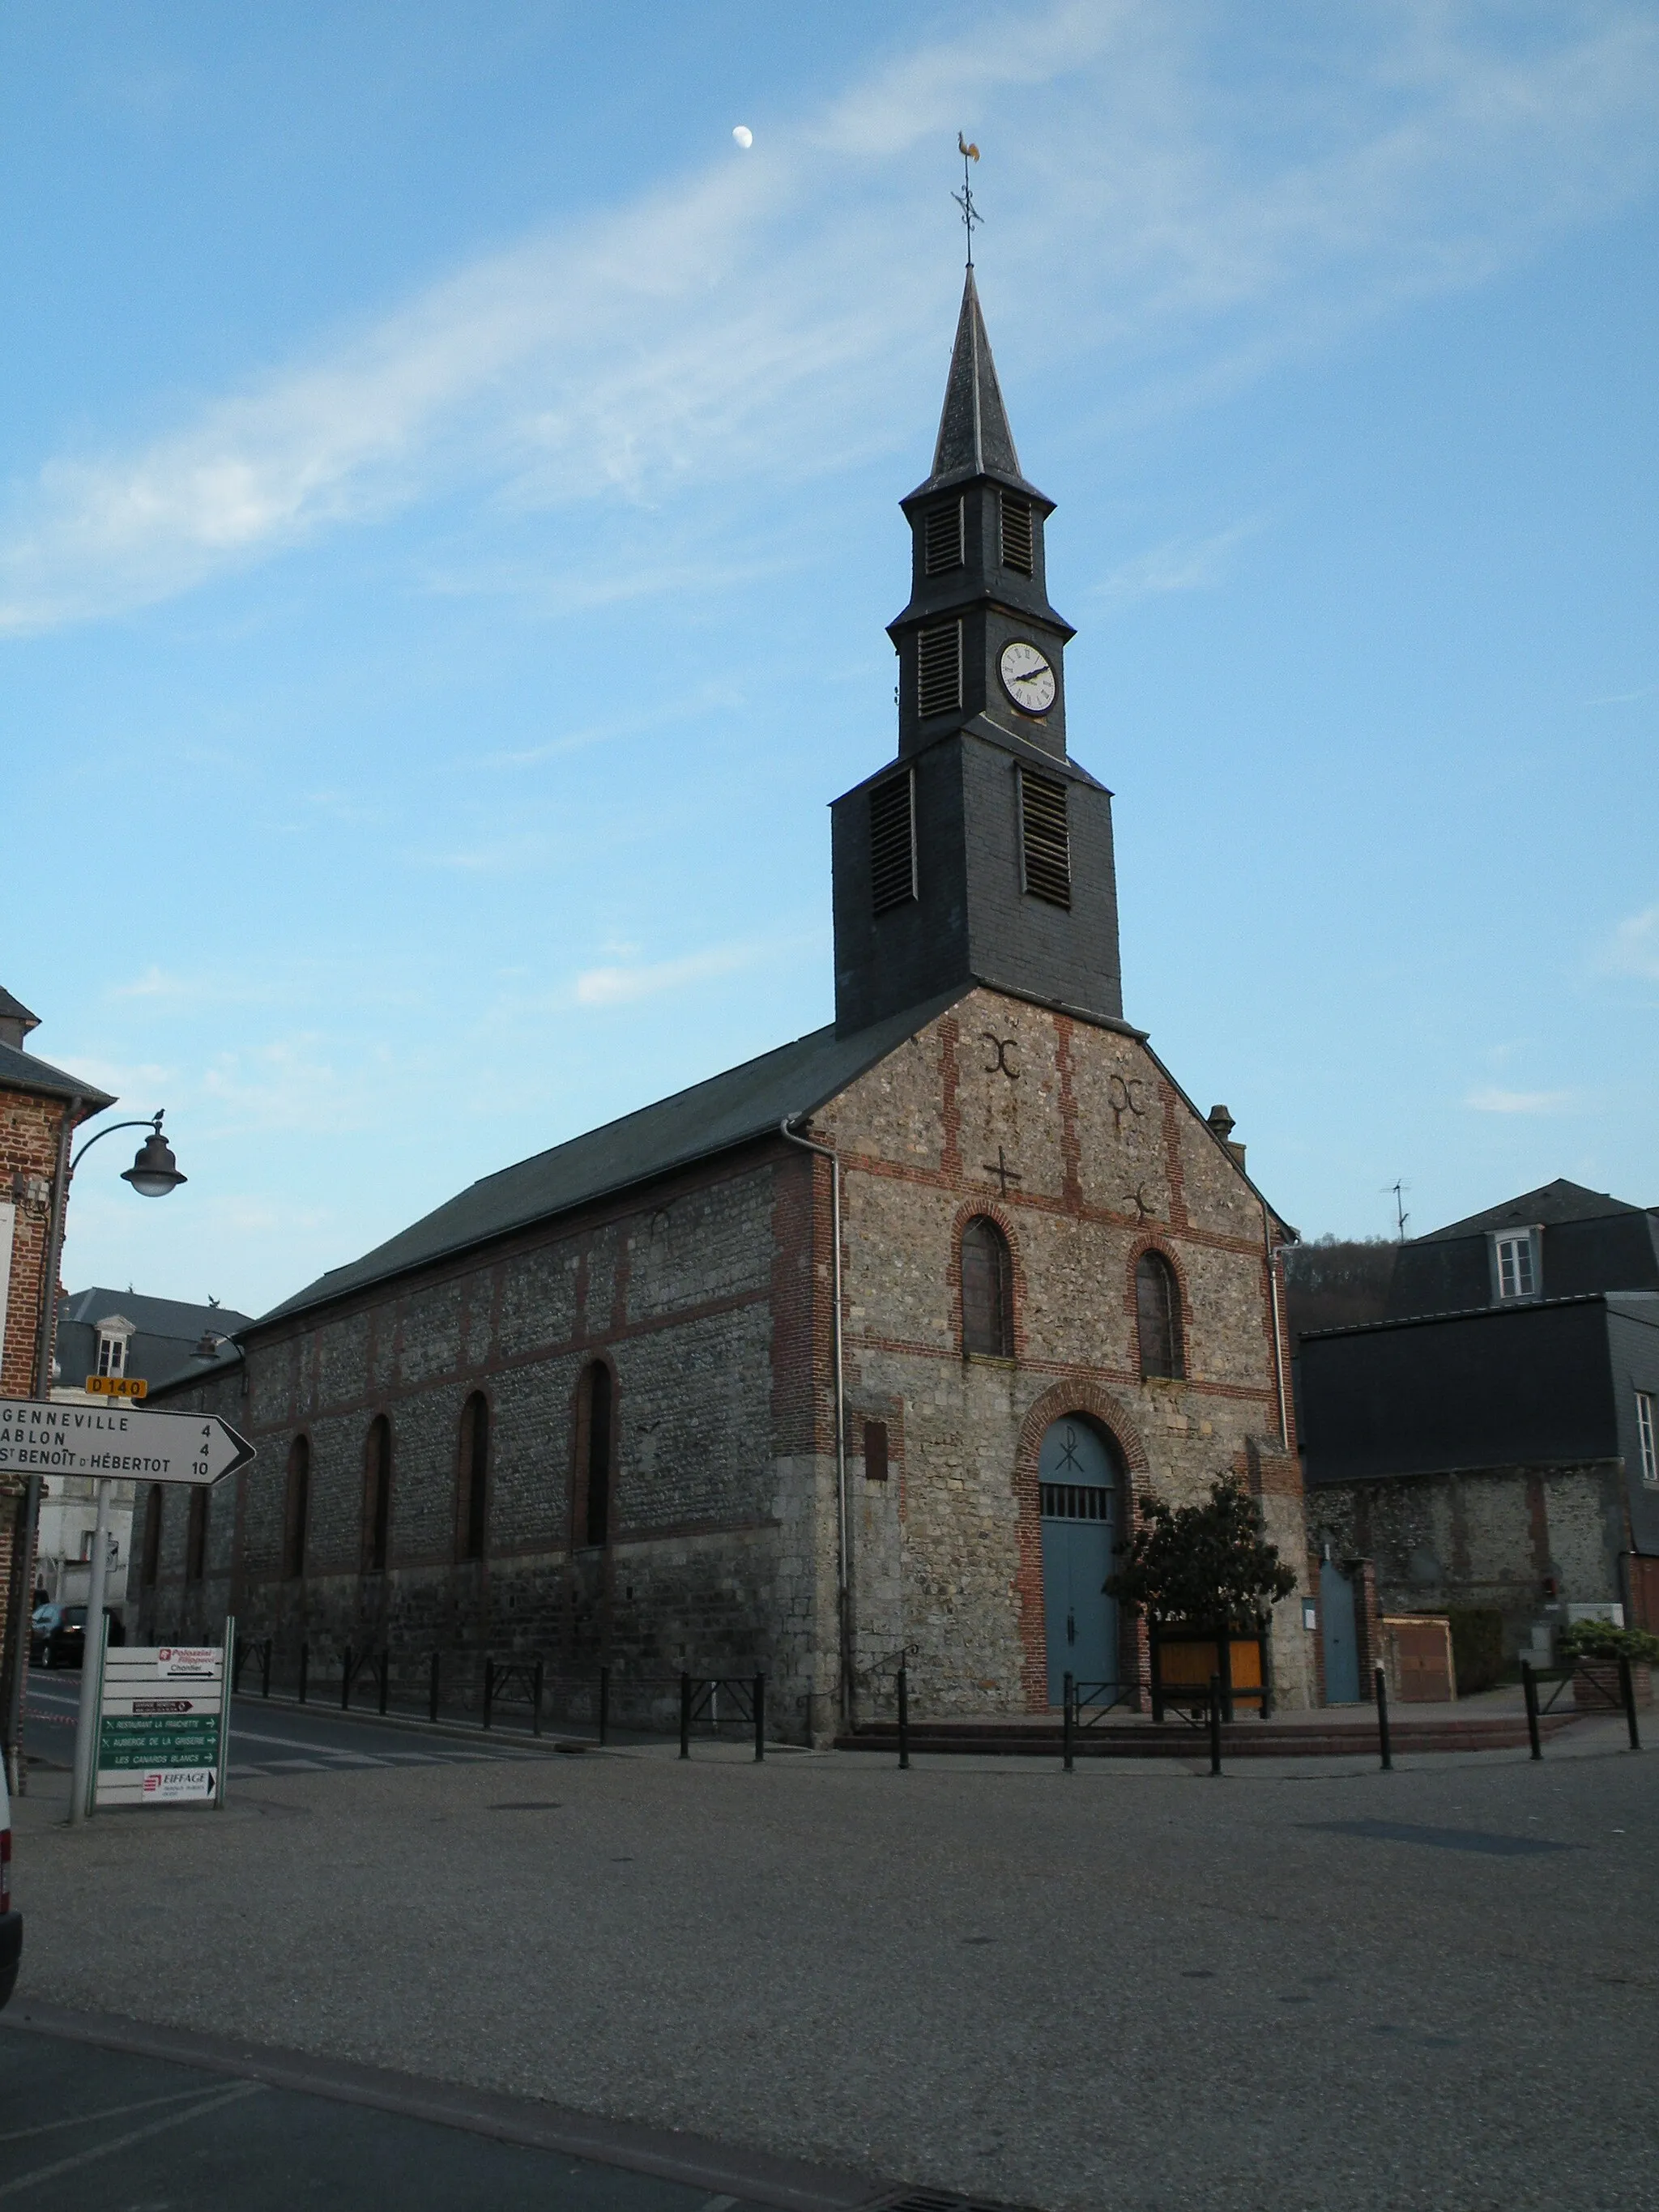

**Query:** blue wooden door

left=1039, top=1417, right=1120, bottom=1705
left=1320, top=1558, right=1360, bottom=1703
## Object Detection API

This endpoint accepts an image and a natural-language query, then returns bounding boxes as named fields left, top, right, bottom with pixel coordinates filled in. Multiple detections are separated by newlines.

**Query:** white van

left=0, top=1761, right=19, bottom=2007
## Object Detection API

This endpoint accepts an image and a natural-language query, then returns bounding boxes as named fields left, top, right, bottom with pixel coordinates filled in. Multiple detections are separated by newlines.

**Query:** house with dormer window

left=1299, top=1181, right=1659, bottom=1671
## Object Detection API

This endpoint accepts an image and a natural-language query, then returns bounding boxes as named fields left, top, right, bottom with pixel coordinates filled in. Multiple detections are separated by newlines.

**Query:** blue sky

left=3, top=2, right=1656, bottom=1315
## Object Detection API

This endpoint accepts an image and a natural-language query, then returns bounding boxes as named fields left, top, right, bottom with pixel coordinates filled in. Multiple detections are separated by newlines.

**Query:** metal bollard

left=341, top=1647, right=352, bottom=1712
left=1619, top=1656, right=1642, bottom=1752
left=429, top=1650, right=440, bottom=1725
left=1063, top=1672, right=1074, bottom=1774
left=1375, top=1663, right=1392, bottom=1771
left=1208, top=1674, right=1222, bottom=1776
left=753, top=1672, right=766, bottom=1762
left=298, top=1643, right=309, bottom=1706
left=679, top=1671, right=692, bottom=1759
left=897, top=1664, right=911, bottom=1771
left=377, top=1652, right=389, bottom=1717
left=1522, top=1660, right=1542, bottom=1761
left=599, top=1664, right=610, bottom=1746
left=483, top=1656, right=495, bottom=1731
left=261, top=1640, right=271, bottom=1698
left=532, top=1657, right=544, bottom=1738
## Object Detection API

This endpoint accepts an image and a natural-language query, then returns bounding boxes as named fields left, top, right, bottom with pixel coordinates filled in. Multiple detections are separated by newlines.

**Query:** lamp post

left=2, top=1110, right=186, bottom=1800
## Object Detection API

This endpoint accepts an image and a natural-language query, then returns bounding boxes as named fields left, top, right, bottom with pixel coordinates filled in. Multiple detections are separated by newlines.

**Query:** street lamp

left=120, top=1118, right=187, bottom=1200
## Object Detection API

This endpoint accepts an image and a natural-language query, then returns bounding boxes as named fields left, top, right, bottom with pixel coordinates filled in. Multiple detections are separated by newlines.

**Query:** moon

left=732, top=125, right=753, bottom=149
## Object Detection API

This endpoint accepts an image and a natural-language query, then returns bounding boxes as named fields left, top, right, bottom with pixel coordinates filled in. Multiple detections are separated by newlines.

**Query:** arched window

left=962, top=1216, right=1014, bottom=1358
left=363, top=1415, right=392, bottom=1573
left=458, top=1394, right=489, bottom=1562
left=140, top=1484, right=163, bottom=1588
left=1136, top=1250, right=1185, bottom=1380
left=582, top=1362, right=612, bottom=1548
left=186, top=1488, right=210, bottom=1584
left=283, top=1436, right=310, bottom=1580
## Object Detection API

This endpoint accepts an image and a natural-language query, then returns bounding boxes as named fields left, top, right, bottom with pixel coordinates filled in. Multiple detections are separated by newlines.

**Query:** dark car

left=29, top=1604, right=126, bottom=1669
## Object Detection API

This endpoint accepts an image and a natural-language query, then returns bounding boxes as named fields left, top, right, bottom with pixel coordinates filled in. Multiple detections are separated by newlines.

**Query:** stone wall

left=1307, top=1461, right=1628, bottom=1658
left=142, top=1149, right=841, bottom=1738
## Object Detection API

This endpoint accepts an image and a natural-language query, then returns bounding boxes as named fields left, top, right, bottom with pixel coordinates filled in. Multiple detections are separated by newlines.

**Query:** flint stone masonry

left=144, top=987, right=1309, bottom=1732
left=1309, top=1460, right=1628, bottom=1660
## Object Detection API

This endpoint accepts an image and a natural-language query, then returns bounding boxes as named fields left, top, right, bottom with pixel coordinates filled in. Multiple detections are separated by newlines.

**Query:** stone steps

left=834, top=1712, right=1583, bottom=1758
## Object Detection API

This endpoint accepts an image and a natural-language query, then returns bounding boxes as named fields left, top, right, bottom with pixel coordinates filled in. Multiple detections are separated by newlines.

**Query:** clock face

left=999, top=640, right=1056, bottom=716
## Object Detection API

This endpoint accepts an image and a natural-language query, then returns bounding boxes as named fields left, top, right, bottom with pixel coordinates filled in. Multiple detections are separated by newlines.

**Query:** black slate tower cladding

left=832, top=269, right=1126, bottom=1038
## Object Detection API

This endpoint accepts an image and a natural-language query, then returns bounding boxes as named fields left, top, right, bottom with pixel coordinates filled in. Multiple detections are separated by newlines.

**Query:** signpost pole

left=68, top=1474, right=113, bottom=1827
left=216, top=1617, right=234, bottom=1809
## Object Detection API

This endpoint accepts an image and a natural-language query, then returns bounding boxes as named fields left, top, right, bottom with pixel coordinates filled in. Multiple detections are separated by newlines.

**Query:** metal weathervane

left=954, top=132, right=982, bottom=264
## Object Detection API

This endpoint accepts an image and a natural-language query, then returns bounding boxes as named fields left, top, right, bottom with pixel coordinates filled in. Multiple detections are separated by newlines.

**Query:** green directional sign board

left=92, top=1634, right=233, bottom=1810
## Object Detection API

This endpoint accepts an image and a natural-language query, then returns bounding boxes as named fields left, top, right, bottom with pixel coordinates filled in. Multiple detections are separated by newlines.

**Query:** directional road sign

left=0, top=1398, right=254, bottom=1485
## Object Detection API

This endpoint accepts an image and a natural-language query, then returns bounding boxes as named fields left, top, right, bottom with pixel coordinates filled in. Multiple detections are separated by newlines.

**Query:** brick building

left=0, top=989, right=115, bottom=1781
left=145, top=272, right=1312, bottom=1730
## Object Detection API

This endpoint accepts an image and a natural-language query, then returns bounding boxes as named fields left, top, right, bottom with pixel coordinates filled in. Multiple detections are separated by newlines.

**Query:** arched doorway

left=1038, top=1415, right=1123, bottom=1705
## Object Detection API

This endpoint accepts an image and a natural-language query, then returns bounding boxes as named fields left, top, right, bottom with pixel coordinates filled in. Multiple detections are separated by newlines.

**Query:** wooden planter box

left=1572, top=1660, right=1653, bottom=1709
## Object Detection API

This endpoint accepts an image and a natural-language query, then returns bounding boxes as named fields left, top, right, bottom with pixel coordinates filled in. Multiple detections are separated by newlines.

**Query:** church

left=145, top=269, right=1313, bottom=1731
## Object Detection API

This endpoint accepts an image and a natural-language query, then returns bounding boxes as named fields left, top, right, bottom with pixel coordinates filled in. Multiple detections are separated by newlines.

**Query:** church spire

left=928, top=267, right=1022, bottom=486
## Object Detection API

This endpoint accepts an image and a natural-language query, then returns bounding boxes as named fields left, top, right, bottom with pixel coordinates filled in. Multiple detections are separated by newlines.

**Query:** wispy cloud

left=574, top=942, right=772, bottom=1008
left=1465, top=1085, right=1580, bottom=1115
left=1603, top=902, right=1659, bottom=980
left=2, top=5, right=1656, bottom=633
left=1093, top=518, right=1262, bottom=603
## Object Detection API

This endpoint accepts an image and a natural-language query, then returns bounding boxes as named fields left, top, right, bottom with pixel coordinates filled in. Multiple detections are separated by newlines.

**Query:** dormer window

left=1000, top=494, right=1034, bottom=575
left=94, top=1318, right=135, bottom=1378
left=1491, top=1230, right=1539, bottom=1302
left=923, top=497, right=964, bottom=577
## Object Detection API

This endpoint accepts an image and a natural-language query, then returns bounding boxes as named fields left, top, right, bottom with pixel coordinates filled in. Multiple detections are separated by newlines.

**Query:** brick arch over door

left=1012, top=1380, right=1150, bottom=1711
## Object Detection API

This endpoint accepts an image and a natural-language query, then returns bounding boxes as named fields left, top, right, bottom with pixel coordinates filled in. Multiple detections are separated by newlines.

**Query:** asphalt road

left=10, top=1711, right=1655, bottom=2212
left=23, top=1673, right=557, bottom=1780
left=0, top=2022, right=786, bottom=2212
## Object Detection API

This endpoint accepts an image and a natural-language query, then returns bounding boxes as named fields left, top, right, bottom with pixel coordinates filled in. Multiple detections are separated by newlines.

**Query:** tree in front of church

left=1104, top=1474, right=1296, bottom=1633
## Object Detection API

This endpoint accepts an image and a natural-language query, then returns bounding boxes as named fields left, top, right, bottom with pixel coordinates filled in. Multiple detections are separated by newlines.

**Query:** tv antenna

left=1385, top=1180, right=1411, bottom=1242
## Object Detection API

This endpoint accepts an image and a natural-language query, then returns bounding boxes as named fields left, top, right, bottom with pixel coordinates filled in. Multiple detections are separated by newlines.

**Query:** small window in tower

left=923, top=497, right=964, bottom=577
left=1019, top=769, right=1071, bottom=907
left=868, top=772, right=916, bottom=914
left=917, top=621, right=962, bottom=719
left=1000, top=494, right=1034, bottom=575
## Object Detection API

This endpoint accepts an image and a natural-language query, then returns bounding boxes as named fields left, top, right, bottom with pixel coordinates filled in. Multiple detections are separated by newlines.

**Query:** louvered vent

left=1019, top=769, right=1071, bottom=907
left=917, top=622, right=962, bottom=719
left=868, top=772, right=916, bottom=914
left=923, top=497, right=964, bottom=576
left=1000, top=494, right=1034, bottom=574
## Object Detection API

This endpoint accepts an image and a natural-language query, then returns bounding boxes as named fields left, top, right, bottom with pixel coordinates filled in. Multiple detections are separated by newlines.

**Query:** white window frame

left=1638, top=1391, right=1658, bottom=1486
left=96, top=1332, right=126, bottom=1377
left=1489, top=1227, right=1540, bottom=1302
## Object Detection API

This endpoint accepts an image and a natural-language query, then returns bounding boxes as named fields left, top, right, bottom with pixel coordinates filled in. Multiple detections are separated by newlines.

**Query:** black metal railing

left=678, top=1672, right=766, bottom=1762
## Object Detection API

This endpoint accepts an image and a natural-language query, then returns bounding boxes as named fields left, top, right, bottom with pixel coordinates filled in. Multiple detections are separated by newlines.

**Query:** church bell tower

left=830, top=267, right=1126, bottom=1038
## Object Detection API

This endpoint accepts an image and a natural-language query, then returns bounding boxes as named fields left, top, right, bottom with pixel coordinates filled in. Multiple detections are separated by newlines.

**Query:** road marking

left=0, top=2081, right=261, bottom=2197
left=0, top=2084, right=224, bottom=2143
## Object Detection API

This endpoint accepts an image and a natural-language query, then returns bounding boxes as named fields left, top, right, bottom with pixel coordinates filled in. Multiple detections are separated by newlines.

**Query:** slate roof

left=254, top=992, right=965, bottom=1333
left=56, top=1287, right=255, bottom=1398
left=1421, top=1179, right=1655, bottom=1240
left=913, top=267, right=1047, bottom=501
left=0, top=1038, right=115, bottom=1110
